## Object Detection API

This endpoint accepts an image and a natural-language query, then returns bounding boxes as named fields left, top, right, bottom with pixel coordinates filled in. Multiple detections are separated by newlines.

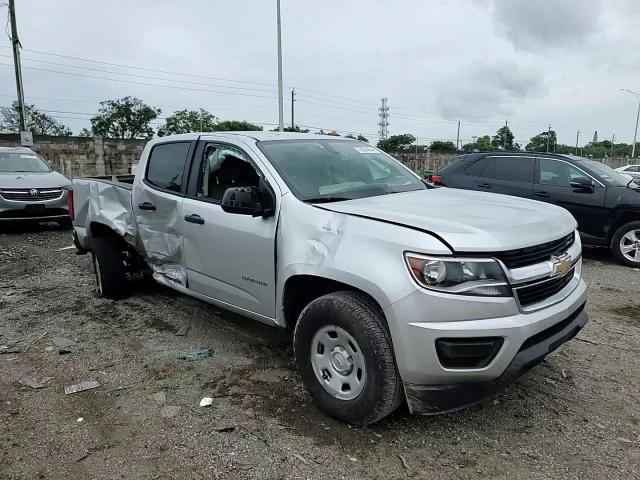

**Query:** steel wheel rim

left=92, top=253, right=103, bottom=294
left=310, top=325, right=366, bottom=400
left=620, top=229, right=640, bottom=263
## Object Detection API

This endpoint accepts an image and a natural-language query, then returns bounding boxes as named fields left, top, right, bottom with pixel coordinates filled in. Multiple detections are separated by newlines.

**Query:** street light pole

left=276, top=0, right=284, bottom=132
left=621, top=89, right=640, bottom=158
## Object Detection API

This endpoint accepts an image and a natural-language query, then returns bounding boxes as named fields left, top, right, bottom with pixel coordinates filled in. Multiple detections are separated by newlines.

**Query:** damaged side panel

left=275, top=194, right=451, bottom=327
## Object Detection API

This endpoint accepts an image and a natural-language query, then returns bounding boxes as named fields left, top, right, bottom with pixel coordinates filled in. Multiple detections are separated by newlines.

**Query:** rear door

left=180, top=138, right=279, bottom=320
left=462, top=155, right=535, bottom=198
left=133, top=141, right=194, bottom=285
left=533, top=157, right=607, bottom=238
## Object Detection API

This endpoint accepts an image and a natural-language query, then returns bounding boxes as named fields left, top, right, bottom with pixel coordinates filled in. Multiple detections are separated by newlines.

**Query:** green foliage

left=89, top=97, right=161, bottom=139
left=357, top=134, right=369, bottom=143
left=271, top=125, right=310, bottom=133
left=158, top=109, right=218, bottom=136
left=214, top=120, right=263, bottom=131
left=377, top=134, right=416, bottom=151
left=526, top=130, right=557, bottom=152
left=429, top=140, right=456, bottom=152
left=0, top=104, right=72, bottom=136
left=476, top=135, right=492, bottom=151
left=491, top=126, right=516, bottom=151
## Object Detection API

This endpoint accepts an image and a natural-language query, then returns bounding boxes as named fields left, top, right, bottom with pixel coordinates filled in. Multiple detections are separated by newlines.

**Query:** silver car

left=0, top=147, right=72, bottom=225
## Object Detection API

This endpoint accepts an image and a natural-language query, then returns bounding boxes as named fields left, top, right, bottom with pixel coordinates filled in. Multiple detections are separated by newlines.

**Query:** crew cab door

left=132, top=141, right=194, bottom=285
left=180, top=138, right=278, bottom=320
left=462, top=155, right=534, bottom=198
left=533, top=157, right=607, bottom=238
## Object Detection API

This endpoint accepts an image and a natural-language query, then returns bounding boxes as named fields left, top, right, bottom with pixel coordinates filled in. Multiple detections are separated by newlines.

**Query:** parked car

left=435, top=152, right=640, bottom=267
left=0, top=147, right=72, bottom=225
left=72, top=133, right=587, bottom=425
left=616, top=164, right=640, bottom=179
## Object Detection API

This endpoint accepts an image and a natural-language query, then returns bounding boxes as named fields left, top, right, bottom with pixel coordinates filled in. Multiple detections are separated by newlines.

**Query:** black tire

left=611, top=221, right=640, bottom=267
left=293, top=291, right=403, bottom=425
left=91, top=236, right=129, bottom=299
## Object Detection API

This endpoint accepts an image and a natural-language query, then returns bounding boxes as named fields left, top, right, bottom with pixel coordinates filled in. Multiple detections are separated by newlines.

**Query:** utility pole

left=276, top=0, right=284, bottom=132
left=620, top=89, right=640, bottom=158
left=546, top=124, right=551, bottom=153
left=290, top=88, right=295, bottom=129
left=9, top=0, right=27, bottom=132
left=575, top=130, right=580, bottom=155
left=611, top=133, right=615, bottom=158
left=472, top=135, right=477, bottom=151
left=504, top=120, right=508, bottom=150
left=456, top=121, right=460, bottom=151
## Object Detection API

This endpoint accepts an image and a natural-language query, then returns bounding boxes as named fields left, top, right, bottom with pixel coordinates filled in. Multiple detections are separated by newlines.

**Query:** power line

left=0, top=63, right=277, bottom=100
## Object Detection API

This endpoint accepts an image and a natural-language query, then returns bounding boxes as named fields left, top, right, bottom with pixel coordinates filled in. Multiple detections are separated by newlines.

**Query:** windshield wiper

left=303, top=196, right=351, bottom=203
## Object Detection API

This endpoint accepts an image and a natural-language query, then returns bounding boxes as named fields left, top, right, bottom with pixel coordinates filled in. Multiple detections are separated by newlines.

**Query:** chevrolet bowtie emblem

left=551, top=254, right=571, bottom=277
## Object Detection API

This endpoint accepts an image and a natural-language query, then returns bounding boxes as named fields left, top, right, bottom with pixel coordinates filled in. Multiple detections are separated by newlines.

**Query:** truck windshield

left=0, top=151, right=51, bottom=173
left=578, top=159, right=630, bottom=187
left=258, top=139, right=425, bottom=201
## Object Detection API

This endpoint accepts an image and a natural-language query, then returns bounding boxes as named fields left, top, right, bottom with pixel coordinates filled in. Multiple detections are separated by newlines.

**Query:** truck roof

left=151, top=131, right=358, bottom=143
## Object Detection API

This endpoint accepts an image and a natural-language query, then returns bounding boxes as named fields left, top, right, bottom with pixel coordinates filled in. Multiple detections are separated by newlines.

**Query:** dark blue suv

left=435, top=152, right=640, bottom=267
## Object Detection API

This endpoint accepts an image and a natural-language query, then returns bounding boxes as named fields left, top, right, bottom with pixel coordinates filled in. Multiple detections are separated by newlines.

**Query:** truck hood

left=0, top=171, right=71, bottom=189
left=322, top=188, right=577, bottom=252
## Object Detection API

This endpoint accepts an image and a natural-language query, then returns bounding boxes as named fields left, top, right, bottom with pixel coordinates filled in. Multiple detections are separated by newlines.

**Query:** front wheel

left=293, top=291, right=403, bottom=425
left=611, top=221, right=640, bottom=267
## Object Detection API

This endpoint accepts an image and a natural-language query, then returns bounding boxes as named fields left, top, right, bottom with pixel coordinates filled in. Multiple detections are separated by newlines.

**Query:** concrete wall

left=0, top=134, right=147, bottom=177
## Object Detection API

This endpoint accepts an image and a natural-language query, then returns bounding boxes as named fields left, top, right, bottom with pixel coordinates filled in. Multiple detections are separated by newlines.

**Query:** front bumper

left=0, top=189, right=70, bottom=221
left=403, top=304, right=587, bottom=414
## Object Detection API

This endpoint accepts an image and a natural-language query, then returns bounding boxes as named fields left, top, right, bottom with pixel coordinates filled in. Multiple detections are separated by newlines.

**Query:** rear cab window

left=145, top=142, right=192, bottom=193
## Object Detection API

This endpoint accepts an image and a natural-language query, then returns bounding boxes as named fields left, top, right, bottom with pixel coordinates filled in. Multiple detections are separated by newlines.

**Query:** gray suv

left=0, top=147, right=72, bottom=225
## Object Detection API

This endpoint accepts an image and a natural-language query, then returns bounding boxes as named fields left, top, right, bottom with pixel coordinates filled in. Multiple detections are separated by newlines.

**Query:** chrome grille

left=514, top=268, right=575, bottom=308
left=0, top=189, right=63, bottom=201
left=493, top=233, right=575, bottom=269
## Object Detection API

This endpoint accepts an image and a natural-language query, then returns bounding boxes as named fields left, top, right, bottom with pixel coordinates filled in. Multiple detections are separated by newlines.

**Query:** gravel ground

left=0, top=224, right=639, bottom=480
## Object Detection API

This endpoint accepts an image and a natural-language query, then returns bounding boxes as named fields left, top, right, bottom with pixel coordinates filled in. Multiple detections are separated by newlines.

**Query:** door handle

left=184, top=214, right=204, bottom=225
left=477, top=183, right=492, bottom=189
left=533, top=191, right=551, bottom=198
left=138, top=201, right=156, bottom=211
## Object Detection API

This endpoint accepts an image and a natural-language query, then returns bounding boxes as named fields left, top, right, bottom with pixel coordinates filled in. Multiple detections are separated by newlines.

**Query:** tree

left=357, top=134, right=369, bottom=143
left=89, top=97, right=161, bottom=139
left=213, top=120, right=263, bottom=131
left=429, top=140, right=456, bottom=152
left=491, top=126, right=516, bottom=151
left=158, top=109, right=218, bottom=136
left=271, top=125, right=310, bottom=133
left=377, top=134, right=416, bottom=151
left=344, top=134, right=357, bottom=139
left=526, top=130, right=557, bottom=152
left=0, top=104, right=72, bottom=136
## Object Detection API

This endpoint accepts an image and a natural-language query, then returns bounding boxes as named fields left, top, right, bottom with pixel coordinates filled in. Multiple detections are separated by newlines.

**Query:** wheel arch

left=281, top=274, right=388, bottom=333
left=608, top=209, right=640, bottom=246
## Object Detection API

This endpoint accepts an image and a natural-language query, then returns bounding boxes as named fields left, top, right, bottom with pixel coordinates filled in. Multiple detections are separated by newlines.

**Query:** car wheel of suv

left=293, top=291, right=403, bottom=425
left=91, top=236, right=129, bottom=299
left=611, top=221, right=640, bottom=267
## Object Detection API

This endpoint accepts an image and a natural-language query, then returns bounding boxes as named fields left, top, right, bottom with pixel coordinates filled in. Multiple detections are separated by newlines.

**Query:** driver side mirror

left=569, top=176, right=594, bottom=191
left=221, top=186, right=275, bottom=217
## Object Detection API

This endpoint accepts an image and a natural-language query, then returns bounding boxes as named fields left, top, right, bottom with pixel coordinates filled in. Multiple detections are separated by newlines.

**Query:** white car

left=616, top=165, right=640, bottom=179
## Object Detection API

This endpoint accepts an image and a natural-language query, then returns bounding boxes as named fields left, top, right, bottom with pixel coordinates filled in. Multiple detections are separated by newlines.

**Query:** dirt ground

left=0, top=224, right=639, bottom=480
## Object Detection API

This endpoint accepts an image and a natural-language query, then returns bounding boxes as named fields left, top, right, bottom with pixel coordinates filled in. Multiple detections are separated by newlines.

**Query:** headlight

left=405, top=253, right=511, bottom=297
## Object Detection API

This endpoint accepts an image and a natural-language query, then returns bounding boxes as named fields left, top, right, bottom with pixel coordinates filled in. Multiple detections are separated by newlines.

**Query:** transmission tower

left=378, top=97, right=389, bottom=139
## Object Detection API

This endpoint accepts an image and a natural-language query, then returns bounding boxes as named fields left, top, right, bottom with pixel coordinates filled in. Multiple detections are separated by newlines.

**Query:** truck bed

left=72, top=176, right=137, bottom=250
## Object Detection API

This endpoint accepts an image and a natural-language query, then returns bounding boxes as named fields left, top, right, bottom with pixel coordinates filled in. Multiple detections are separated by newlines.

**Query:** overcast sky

left=1, top=0, right=639, bottom=147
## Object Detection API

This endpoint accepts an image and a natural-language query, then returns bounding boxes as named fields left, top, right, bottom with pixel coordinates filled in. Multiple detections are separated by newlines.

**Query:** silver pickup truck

left=72, top=132, right=588, bottom=425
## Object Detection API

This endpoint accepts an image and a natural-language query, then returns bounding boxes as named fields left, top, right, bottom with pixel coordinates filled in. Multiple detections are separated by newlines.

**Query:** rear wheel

left=293, top=291, right=403, bottom=425
left=91, top=236, right=129, bottom=299
left=611, top=221, right=640, bottom=267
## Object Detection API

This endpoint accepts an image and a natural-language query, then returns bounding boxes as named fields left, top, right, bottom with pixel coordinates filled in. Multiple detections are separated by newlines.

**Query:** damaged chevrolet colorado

left=72, top=132, right=588, bottom=425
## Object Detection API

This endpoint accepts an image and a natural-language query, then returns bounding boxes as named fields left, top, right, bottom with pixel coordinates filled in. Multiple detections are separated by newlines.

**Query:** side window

left=146, top=142, right=191, bottom=192
left=464, top=158, right=488, bottom=177
left=538, top=159, right=584, bottom=186
left=482, top=157, right=534, bottom=183
left=628, top=166, right=639, bottom=172
left=199, top=143, right=261, bottom=203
